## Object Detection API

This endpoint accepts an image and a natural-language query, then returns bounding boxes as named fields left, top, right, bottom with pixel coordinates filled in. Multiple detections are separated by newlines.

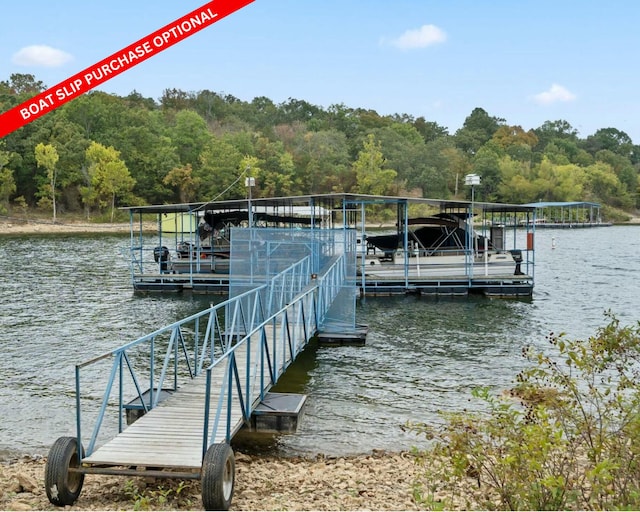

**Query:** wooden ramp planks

left=83, top=374, right=225, bottom=469
left=81, top=323, right=295, bottom=470
left=83, top=351, right=250, bottom=469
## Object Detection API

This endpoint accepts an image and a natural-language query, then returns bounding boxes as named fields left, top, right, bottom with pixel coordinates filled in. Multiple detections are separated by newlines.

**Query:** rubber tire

left=45, top=436, right=85, bottom=507
left=201, top=443, right=235, bottom=511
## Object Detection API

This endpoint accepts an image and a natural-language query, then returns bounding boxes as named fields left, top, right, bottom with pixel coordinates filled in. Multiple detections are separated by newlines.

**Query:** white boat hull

left=357, top=251, right=521, bottom=279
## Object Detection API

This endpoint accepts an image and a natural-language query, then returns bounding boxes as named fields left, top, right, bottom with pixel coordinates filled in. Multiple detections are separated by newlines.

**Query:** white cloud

left=385, top=24, right=447, bottom=50
left=532, top=84, right=576, bottom=105
left=12, top=45, right=73, bottom=67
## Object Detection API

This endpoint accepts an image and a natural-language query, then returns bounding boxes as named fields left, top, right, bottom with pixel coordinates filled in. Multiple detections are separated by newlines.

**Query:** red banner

left=0, top=0, right=254, bottom=138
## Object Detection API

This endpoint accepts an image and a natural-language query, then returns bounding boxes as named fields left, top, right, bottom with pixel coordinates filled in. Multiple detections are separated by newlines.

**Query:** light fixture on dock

left=464, top=173, right=481, bottom=199
left=245, top=172, right=255, bottom=228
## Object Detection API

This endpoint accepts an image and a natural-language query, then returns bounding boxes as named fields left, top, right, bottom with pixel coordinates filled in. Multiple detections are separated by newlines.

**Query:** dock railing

left=73, top=285, right=266, bottom=458
left=73, top=251, right=347, bottom=461
left=201, top=252, right=347, bottom=451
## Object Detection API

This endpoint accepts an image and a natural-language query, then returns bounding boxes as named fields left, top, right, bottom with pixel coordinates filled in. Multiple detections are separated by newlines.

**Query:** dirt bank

left=0, top=217, right=155, bottom=235
left=1, top=451, right=430, bottom=511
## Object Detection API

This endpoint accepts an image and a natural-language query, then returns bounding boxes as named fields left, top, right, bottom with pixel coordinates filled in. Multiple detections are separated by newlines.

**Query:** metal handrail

left=74, top=250, right=346, bottom=461
left=201, top=253, right=346, bottom=451
left=74, top=286, right=267, bottom=456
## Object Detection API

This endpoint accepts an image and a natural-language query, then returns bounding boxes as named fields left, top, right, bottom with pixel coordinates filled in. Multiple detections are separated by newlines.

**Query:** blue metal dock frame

left=123, top=193, right=536, bottom=298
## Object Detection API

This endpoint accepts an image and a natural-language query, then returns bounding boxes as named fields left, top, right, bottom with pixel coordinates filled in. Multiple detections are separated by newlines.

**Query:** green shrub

left=410, top=313, right=640, bottom=510
left=123, top=479, right=195, bottom=510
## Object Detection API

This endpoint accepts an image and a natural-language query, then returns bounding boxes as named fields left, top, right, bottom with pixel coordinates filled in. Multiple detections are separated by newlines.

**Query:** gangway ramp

left=45, top=245, right=355, bottom=510
left=82, top=321, right=290, bottom=469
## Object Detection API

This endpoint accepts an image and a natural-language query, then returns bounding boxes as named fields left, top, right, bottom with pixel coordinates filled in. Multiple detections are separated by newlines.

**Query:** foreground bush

left=410, top=313, right=640, bottom=510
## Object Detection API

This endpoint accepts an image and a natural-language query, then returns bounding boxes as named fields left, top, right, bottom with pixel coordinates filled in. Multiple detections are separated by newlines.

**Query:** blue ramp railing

left=73, top=252, right=346, bottom=460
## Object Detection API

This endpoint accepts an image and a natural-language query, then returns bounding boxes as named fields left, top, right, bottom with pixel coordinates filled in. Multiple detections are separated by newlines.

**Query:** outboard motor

left=153, top=246, right=170, bottom=271
left=510, top=249, right=524, bottom=275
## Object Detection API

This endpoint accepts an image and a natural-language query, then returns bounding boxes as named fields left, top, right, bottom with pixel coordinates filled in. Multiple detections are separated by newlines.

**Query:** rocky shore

left=1, top=451, right=429, bottom=511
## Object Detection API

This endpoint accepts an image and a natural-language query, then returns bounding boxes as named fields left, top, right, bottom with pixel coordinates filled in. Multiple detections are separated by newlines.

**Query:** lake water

left=0, top=226, right=637, bottom=459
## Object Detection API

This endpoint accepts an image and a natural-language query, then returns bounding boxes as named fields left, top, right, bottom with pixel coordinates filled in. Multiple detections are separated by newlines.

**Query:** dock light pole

left=245, top=174, right=255, bottom=229
left=464, top=173, right=481, bottom=277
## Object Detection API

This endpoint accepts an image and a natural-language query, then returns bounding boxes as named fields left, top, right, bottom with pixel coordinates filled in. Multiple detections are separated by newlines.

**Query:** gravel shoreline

left=2, top=215, right=640, bottom=236
left=1, top=451, right=428, bottom=511
left=0, top=218, right=155, bottom=235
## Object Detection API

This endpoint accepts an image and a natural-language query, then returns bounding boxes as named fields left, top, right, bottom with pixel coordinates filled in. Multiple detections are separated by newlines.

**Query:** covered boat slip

left=123, top=193, right=536, bottom=297
left=523, top=201, right=610, bottom=228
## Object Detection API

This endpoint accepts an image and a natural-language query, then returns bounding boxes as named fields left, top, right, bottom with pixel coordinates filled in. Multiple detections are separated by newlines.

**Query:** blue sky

left=2, top=1, right=640, bottom=142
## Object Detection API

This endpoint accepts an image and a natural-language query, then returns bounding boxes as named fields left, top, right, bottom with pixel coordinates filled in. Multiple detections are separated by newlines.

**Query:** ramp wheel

left=45, top=436, right=85, bottom=506
left=201, top=443, right=235, bottom=510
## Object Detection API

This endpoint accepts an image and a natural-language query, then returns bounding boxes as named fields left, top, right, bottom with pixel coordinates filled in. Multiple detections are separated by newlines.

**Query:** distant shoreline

left=1, top=215, right=639, bottom=235
left=0, top=217, right=155, bottom=235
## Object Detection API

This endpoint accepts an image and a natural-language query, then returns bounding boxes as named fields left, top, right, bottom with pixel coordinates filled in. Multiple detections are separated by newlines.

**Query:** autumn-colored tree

left=163, top=164, right=200, bottom=203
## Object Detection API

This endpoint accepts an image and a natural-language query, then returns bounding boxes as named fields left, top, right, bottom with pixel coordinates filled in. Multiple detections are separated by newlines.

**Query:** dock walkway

left=45, top=252, right=352, bottom=510
left=83, top=327, right=265, bottom=469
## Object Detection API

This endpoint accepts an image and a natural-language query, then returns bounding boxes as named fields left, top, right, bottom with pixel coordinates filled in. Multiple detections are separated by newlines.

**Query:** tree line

left=0, top=72, right=638, bottom=221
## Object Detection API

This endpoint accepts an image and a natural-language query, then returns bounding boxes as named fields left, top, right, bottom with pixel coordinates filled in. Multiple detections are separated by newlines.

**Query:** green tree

left=584, top=161, right=632, bottom=208
left=0, top=145, right=16, bottom=215
left=160, top=88, right=194, bottom=111
left=352, top=134, right=397, bottom=195
left=34, top=142, right=60, bottom=221
left=293, top=129, right=351, bottom=194
left=412, top=116, right=449, bottom=143
left=251, top=137, right=295, bottom=197
left=497, top=156, right=538, bottom=203
left=404, top=137, right=462, bottom=198
left=470, top=143, right=502, bottom=201
left=167, top=110, right=212, bottom=170
left=543, top=139, right=593, bottom=166
left=594, top=149, right=638, bottom=206
left=109, top=107, right=179, bottom=204
left=84, top=142, right=135, bottom=221
left=533, top=119, right=579, bottom=153
left=454, top=108, right=505, bottom=155
left=533, top=157, right=585, bottom=202
left=191, top=90, right=227, bottom=124
left=48, top=118, right=91, bottom=212
left=198, top=135, right=245, bottom=201
left=583, top=127, right=635, bottom=160
left=0, top=73, right=46, bottom=98
left=62, top=91, right=127, bottom=141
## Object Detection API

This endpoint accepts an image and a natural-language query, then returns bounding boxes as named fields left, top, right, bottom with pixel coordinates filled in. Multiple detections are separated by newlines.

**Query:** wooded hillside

left=1, top=73, right=638, bottom=221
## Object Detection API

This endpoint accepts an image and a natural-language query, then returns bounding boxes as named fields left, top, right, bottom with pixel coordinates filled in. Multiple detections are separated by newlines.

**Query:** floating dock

left=523, top=201, right=610, bottom=228
left=123, top=193, right=536, bottom=298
